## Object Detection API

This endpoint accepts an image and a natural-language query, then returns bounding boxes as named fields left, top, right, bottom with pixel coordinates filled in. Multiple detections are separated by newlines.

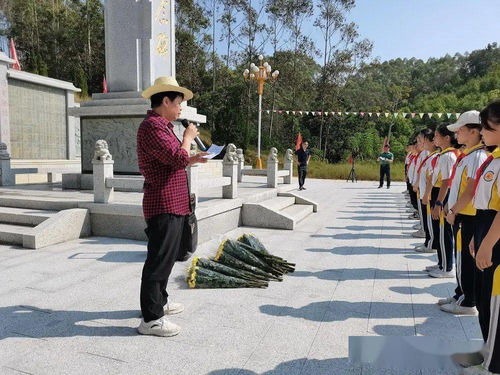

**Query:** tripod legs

left=347, top=167, right=357, bottom=183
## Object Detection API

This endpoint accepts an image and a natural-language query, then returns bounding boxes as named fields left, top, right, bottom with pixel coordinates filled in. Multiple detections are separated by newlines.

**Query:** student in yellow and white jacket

left=440, top=111, right=487, bottom=316
left=463, top=101, right=500, bottom=375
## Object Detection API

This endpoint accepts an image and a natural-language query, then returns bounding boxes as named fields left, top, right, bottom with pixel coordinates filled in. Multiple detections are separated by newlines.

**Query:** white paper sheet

left=202, top=144, right=225, bottom=159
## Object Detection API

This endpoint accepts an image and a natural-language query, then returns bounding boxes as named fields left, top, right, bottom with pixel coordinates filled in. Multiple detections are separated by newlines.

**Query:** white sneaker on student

left=437, top=296, right=455, bottom=305
left=462, top=365, right=497, bottom=375
left=413, top=223, right=422, bottom=230
left=411, top=229, right=426, bottom=238
left=165, top=302, right=184, bottom=315
left=414, top=243, right=425, bottom=249
left=425, top=264, right=440, bottom=272
left=137, top=317, right=181, bottom=337
left=440, top=303, right=478, bottom=316
left=429, top=269, right=455, bottom=278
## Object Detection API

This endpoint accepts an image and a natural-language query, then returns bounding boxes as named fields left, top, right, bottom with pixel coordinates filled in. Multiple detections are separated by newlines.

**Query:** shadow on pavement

left=206, top=357, right=356, bottom=375
left=289, top=268, right=429, bottom=281
left=259, top=300, right=446, bottom=322
left=306, top=246, right=413, bottom=256
left=0, top=305, right=138, bottom=340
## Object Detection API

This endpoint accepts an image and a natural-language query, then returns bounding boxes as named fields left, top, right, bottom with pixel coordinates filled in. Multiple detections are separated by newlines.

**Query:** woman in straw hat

left=136, top=77, right=208, bottom=337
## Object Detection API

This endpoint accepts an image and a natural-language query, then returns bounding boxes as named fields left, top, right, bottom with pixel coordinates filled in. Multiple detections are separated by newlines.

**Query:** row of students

left=403, top=100, right=500, bottom=375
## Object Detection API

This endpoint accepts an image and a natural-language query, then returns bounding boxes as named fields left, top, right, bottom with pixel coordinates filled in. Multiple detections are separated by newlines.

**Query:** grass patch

left=306, top=160, right=405, bottom=181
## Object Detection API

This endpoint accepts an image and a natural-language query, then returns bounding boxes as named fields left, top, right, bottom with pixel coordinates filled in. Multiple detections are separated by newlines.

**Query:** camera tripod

left=347, top=160, right=357, bottom=183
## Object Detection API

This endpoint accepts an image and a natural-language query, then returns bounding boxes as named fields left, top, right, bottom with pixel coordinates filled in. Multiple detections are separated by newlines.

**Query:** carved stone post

left=186, top=164, right=199, bottom=207
left=283, top=149, right=293, bottom=184
left=92, top=140, right=114, bottom=203
left=236, top=148, right=244, bottom=183
left=223, top=143, right=238, bottom=198
left=267, top=147, right=279, bottom=188
left=0, top=142, right=14, bottom=186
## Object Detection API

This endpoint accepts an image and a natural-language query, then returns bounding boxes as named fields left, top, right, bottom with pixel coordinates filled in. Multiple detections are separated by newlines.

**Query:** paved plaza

left=0, top=179, right=482, bottom=374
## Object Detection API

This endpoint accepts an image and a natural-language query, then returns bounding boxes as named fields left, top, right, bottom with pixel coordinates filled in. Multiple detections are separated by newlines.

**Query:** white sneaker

left=462, top=365, right=496, bottom=375
left=416, top=247, right=436, bottom=253
left=411, top=229, right=426, bottom=238
left=137, top=317, right=181, bottom=337
left=425, top=264, right=440, bottom=272
left=165, top=302, right=184, bottom=315
left=440, top=303, right=478, bottom=315
left=413, top=223, right=422, bottom=230
left=429, top=269, right=455, bottom=278
left=414, top=243, right=425, bottom=249
left=408, top=213, right=419, bottom=220
left=437, top=296, right=456, bottom=305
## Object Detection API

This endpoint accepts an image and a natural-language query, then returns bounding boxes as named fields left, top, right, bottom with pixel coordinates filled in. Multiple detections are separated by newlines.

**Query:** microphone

left=181, top=119, right=207, bottom=151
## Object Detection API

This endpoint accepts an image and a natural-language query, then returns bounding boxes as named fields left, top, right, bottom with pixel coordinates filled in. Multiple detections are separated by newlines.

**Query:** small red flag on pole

left=102, top=76, right=109, bottom=93
left=295, top=132, right=303, bottom=151
left=9, top=39, right=21, bottom=71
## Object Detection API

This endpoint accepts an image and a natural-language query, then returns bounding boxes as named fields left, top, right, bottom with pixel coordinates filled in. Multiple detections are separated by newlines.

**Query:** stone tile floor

left=0, top=179, right=482, bottom=374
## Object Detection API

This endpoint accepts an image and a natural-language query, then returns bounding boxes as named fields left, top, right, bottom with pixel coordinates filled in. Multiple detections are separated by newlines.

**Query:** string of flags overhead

left=264, top=110, right=462, bottom=119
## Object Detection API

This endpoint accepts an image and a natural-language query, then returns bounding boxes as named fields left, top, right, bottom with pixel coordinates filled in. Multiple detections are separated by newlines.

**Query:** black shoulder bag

left=177, top=192, right=198, bottom=262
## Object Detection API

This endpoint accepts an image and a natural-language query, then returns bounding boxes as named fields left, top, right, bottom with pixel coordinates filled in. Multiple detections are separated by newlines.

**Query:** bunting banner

left=263, top=110, right=463, bottom=119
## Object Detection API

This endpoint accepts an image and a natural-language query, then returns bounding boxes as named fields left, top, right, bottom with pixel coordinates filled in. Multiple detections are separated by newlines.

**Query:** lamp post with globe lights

left=243, top=55, right=279, bottom=169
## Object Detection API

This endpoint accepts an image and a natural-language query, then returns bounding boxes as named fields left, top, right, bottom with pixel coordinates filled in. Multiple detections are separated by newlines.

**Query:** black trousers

left=452, top=214, right=476, bottom=307
left=409, top=186, right=418, bottom=210
left=298, top=165, right=307, bottom=188
left=473, top=210, right=500, bottom=372
left=379, top=165, right=391, bottom=187
left=140, top=213, right=185, bottom=322
left=421, top=201, right=431, bottom=248
left=431, top=187, right=454, bottom=271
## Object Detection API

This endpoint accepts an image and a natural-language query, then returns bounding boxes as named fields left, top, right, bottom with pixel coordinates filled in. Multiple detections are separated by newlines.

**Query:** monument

left=68, top=0, right=206, bottom=182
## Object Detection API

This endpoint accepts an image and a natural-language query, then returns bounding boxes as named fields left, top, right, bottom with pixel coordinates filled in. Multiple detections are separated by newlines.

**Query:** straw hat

left=142, top=76, right=193, bottom=101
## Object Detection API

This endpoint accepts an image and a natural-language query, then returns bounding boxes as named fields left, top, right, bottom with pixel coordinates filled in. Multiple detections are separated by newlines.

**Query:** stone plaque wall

left=8, top=79, right=67, bottom=159
left=81, top=117, right=144, bottom=174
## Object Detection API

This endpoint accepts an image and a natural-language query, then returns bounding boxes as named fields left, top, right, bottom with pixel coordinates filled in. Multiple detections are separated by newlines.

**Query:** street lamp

left=243, top=55, right=279, bottom=169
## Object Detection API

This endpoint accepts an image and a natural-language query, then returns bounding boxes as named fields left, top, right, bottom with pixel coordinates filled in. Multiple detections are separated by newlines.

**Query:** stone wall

left=8, top=79, right=67, bottom=159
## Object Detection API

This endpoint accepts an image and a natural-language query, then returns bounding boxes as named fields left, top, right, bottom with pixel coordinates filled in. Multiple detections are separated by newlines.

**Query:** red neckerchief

left=448, top=145, right=483, bottom=187
left=412, top=151, right=422, bottom=166
left=417, top=150, right=439, bottom=174
left=474, top=154, right=495, bottom=192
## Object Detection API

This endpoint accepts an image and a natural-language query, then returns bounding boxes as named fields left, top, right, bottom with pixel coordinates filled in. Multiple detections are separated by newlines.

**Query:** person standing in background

left=378, top=144, right=394, bottom=188
left=295, top=141, right=311, bottom=191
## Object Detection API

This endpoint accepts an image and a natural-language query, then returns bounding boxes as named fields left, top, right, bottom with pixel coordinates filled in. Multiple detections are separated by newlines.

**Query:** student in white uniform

left=428, top=124, right=459, bottom=278
left=416, top=129, right=440, bottom=253
left=407, top=141, right=420, bottom=219
left=411, top=132, right=429, bottom=238
left=439, top=111, right=487, bottom=315
left=463, top=101, right=500, bottom=375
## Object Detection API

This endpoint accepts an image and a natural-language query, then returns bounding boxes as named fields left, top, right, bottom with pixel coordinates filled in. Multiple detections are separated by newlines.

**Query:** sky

left=216, top=0, right=500, bottom=64
left=309, top=0, right=500, bottom=62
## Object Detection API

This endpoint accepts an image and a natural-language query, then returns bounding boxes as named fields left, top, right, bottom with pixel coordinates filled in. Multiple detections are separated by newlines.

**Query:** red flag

left=295, top=133, right=303, bottom=151
left=102, top=76, right=109, bottom=93
left=9, top=39, right=21, bottom=71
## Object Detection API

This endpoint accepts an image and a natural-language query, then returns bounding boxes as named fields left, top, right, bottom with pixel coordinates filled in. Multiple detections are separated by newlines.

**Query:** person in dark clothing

left=295, top=141, right=311, bottom=190
left=136, top=76, right=208, bottom=337
left=378, top=144, right=394, bottom=188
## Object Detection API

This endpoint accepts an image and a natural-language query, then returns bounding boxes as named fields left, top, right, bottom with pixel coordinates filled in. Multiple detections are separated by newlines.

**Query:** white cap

left=447, top=110, right=481, bottom=131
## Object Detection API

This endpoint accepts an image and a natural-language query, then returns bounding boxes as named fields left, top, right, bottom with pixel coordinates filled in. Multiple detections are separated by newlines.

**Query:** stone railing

left=92, top=140, right=239, bottom=204
left=0, top=142, right=80, bottom=186
left=240, top=148, right=293, bottom=188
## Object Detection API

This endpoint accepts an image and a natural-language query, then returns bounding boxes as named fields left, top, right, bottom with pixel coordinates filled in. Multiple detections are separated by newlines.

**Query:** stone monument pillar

left=0, top=53, right=15, bottom=153
left=68, top=0, right=206, bottom=184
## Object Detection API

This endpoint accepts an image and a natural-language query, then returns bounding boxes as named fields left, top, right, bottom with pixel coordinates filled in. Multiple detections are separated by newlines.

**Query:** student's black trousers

left=298, top=164, right=307, bottom=188
left=474, top=209, right=500, bottom=373
left=431, top=187, right=454, bottom=272
left=452, top=214, right=476, bottom=307
left=140, top=213, right=185, bottom=322
left=379, top=165, right=391, bottom=187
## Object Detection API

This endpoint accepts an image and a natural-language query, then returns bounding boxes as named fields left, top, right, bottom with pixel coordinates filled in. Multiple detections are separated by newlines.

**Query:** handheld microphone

left=181, top=119, right=207, bottom=151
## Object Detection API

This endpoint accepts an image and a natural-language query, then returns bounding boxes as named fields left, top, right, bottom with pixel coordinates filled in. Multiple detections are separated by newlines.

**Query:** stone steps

left=241, top=193, right=318, bottom=230
left=0, top=202, right=91, bottom=249
left=0, top=207, right=58, bottom=226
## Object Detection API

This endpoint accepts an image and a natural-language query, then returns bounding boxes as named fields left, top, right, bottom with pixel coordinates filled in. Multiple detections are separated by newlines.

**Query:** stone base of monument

left=68, top=91, right=206, bottom=176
